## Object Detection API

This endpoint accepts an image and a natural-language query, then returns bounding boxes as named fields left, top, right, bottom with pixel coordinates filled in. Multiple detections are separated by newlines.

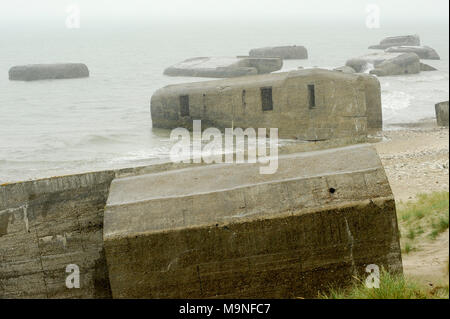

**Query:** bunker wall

left=151, top=71, right=370, bottom=140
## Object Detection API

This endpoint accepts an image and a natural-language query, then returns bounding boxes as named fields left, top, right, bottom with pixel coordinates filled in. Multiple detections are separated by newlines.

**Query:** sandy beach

left=375, top=123, right=449, bottom=288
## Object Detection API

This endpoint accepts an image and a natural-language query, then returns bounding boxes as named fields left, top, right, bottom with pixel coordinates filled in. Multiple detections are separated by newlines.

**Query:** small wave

left=382, top=90, right=413, bottom=111
left=77, top=134, right=126, bottom=146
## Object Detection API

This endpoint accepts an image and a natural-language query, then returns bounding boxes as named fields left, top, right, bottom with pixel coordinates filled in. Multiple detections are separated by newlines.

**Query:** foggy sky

left=0, top=0, right=448, bottom=24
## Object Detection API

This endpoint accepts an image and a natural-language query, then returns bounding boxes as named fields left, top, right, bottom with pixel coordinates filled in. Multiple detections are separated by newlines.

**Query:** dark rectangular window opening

left=260, top=87, right=273, bottom=111
left=180, top=95, right=190, bottom=116
left=242, top=90, right=247, bottom=109
left=308, top=84, right=316, bottom=109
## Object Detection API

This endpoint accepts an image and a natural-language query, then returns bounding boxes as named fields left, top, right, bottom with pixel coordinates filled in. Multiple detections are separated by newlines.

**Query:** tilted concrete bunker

left=0, top=144, right=402, bottom=298
left=104, top=144, right=402, bottom=298
left=151, top=69, right=383, bottom=141
left=9, top=63, right=89, bottom=81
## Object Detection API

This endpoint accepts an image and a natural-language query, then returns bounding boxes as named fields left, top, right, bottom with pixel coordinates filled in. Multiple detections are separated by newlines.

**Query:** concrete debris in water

left=369, top=53, right=421, bottom=77
left=346, top=52, right=420, bottom=76
left=163, top=56, right=282, bottom=78
left=369, top=35, right=421, bottom=50
left=249, top=45, right=308, bottom=59
left=333, top=66, right=356, bottom=74
left=435, top=101, right=449, bottom=127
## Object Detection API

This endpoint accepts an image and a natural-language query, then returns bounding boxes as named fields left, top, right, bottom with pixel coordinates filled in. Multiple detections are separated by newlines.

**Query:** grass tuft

left=397, top=192, right=449, bottom=250
left=320, top=268, right=448, bottom=299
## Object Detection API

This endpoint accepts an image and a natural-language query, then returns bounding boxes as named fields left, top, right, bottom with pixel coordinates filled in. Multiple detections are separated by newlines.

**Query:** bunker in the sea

left=151, top=68, right=383, bottom=141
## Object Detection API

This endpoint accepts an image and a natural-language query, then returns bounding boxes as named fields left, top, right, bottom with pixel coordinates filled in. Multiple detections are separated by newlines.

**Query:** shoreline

left=375, top=123, right=449, bottom=289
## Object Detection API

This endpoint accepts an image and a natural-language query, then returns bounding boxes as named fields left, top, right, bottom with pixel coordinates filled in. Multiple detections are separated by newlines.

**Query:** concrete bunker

left=9, top=63, right=90, bottom=81
left=249, top=45, right=308, bottom=59
left=163, top=56, right=283, bottom=78
left=103, top=144, right=403, bottom=298
left=151, top=69, right=383, bottom=141
left=368, top=35, right=421, bottom=50
left=0, top=144, right=402, bottom=298
left=435, top=101, right=449, bottom=127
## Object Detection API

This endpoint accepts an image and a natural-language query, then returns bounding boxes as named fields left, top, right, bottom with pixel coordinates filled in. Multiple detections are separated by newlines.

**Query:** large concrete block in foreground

left=369, top=53, right=420, bottom=77
left=249, top=45, right=308, bottom=59
left=104, top=144, right=403, bottom=298
left=9, top=63, right=89, bottom=81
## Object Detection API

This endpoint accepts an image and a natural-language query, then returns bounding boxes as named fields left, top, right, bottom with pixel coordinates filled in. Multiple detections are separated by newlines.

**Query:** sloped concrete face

left=386, top=46, right=440, bottom=60
left=9, top=63, right=89, bottom=81
left=104, top=144, right=403, bottom=298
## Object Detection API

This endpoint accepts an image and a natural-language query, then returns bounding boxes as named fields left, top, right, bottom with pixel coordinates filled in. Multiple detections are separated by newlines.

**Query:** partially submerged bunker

left=151, top=68, right=383, bottom=141
left=9, top=63, right=89, bottom=81
left=163, top=56, right=283, bottom=78
left=0, top=144, right=402, bottom=298
left=435, top=101, right=449, bottom=127
left=369, top=35, right=421, bottom=50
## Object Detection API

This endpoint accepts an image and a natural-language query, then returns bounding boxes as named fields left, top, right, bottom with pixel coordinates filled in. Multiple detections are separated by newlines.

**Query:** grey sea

left=0, top=19, right=448, bottom=183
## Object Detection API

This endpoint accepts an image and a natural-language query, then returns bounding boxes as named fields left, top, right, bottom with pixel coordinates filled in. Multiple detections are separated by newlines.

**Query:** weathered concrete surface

left=163, top=57, right=282, bottom=78
left=151, top=69, right=383, bottom=140
left=1, top=141, right=397, bottom=298
left=369, top=35, right=420, bottom=49
left=369, top=53, right=420, bottom=76
left=333, top=66, right=356, bottom=74
left=249, top=45, right=308, bottom=59
left=386, top=46, right=440, bottom=60
left=0, top=160, right=207, bottom=299
left=9, top=63, right=89, bottom=81
left=360, top=74, right=383, bottom=130
left=104, top=144, right=403, bottom=299
left=346, top=52, right=401, bottom=73
left=435, top=101, right=449, bottom=127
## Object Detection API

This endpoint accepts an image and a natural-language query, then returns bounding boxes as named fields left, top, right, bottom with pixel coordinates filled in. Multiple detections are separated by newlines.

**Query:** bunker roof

left=154, top=68, right=364, bottom=95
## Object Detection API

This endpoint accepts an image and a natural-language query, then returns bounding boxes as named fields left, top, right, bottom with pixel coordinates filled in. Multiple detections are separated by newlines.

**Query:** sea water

left=0, top=19, right=448, bottom=182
